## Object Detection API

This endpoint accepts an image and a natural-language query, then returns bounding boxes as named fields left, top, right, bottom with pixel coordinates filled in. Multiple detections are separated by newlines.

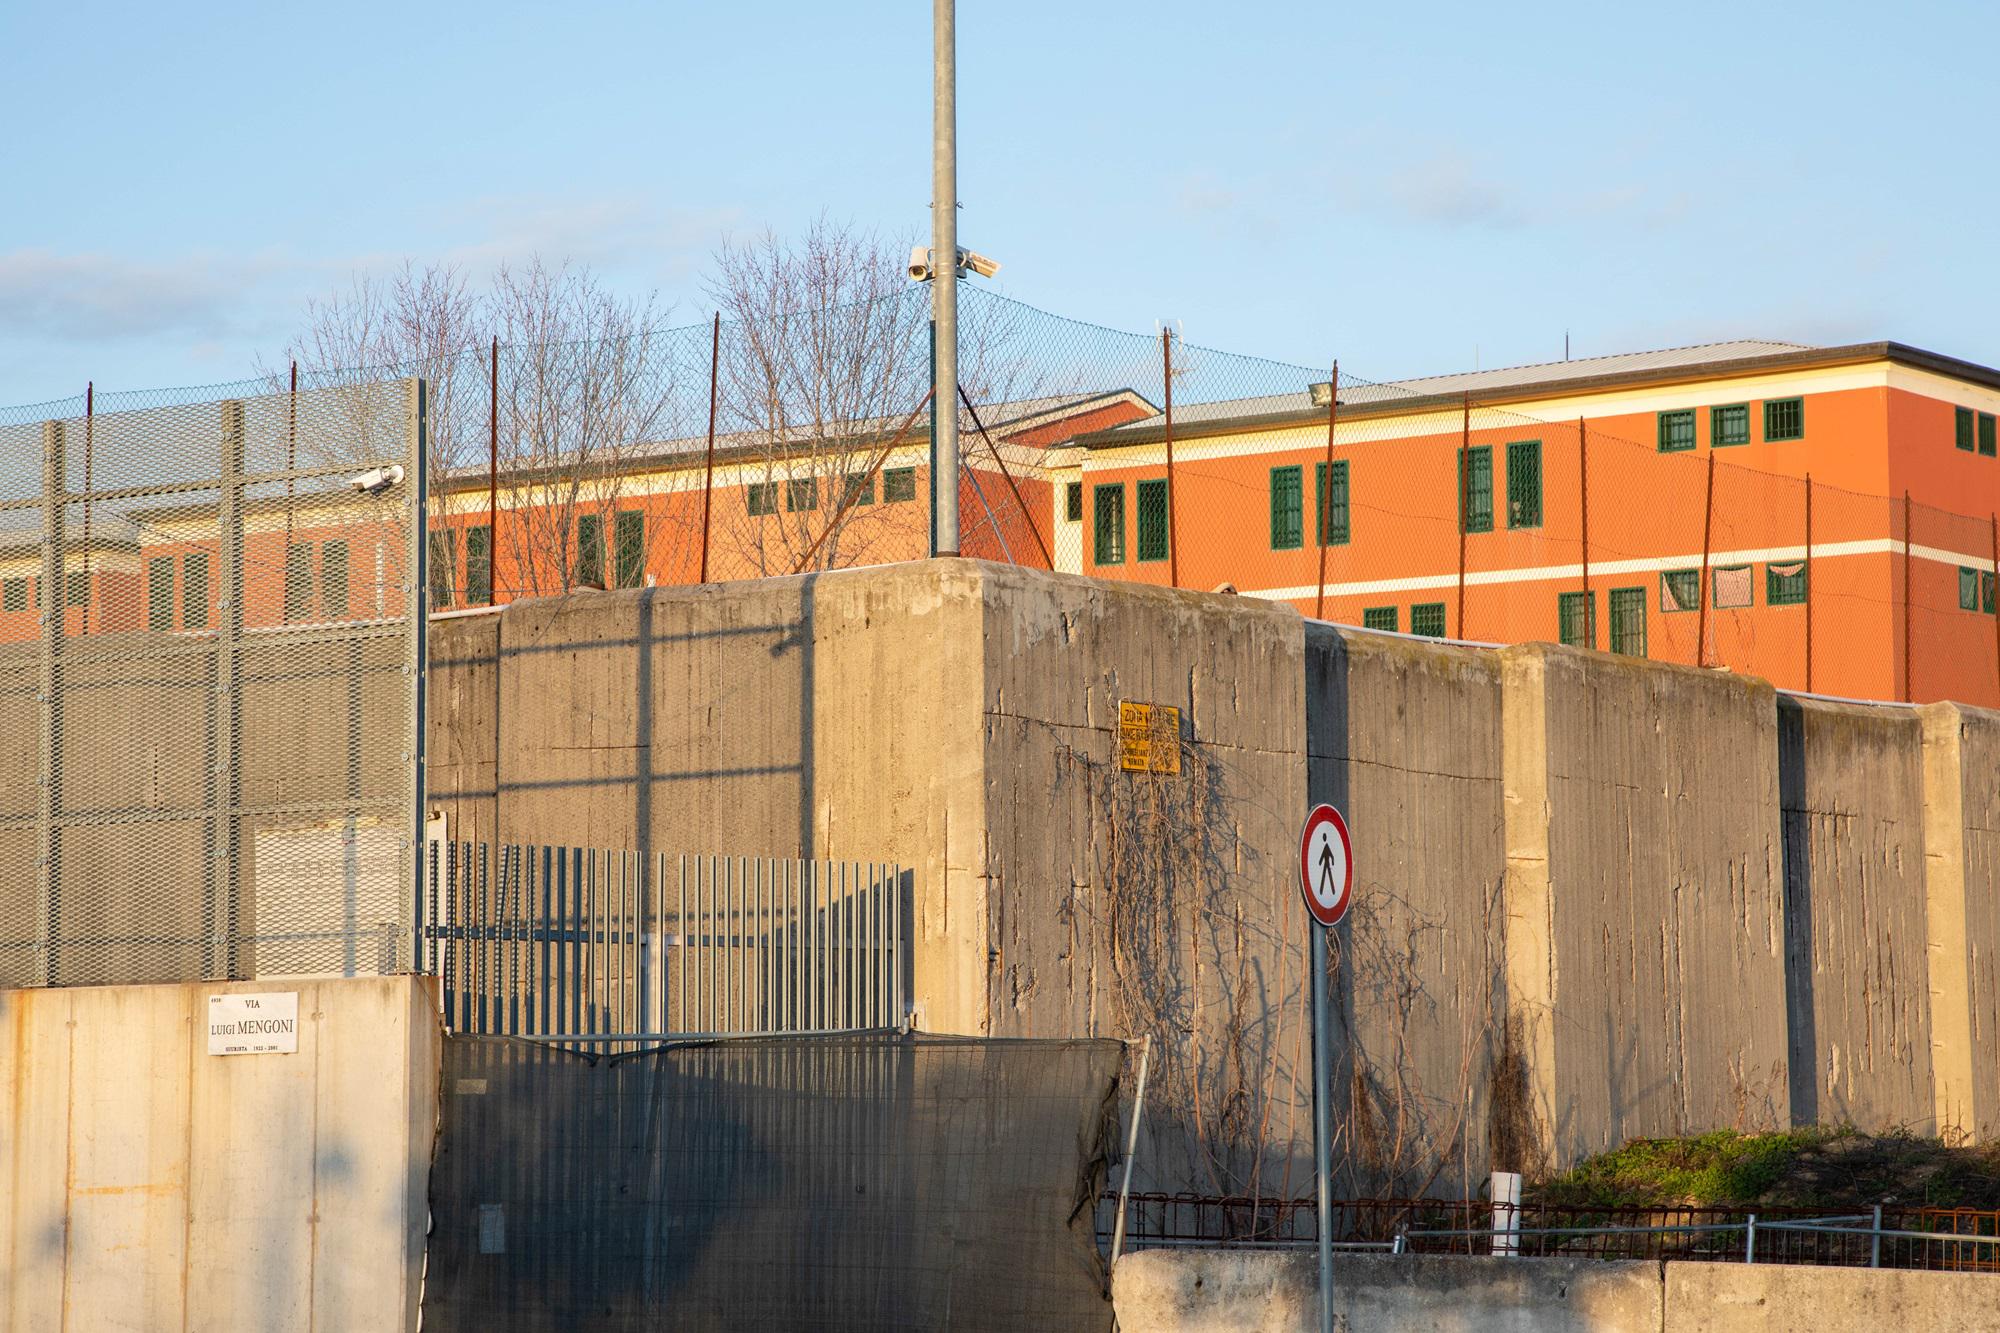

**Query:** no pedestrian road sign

left=1298, top=804, right=1352, bottom=928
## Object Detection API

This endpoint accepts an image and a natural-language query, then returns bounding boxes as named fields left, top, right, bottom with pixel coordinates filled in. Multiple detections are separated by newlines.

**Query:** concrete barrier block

left=1664, top=1259, right=2000, bottom=1332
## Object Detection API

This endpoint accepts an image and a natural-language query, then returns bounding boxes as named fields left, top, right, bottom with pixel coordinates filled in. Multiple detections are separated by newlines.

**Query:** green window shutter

left=1660, top=569, right=1699, bottom=613
left=1136, top=478, right=1169, bottom=562
left=1982, top=413, right=1997, bottom=457
left=1985, top=571, right=1997, bottom=614
left=1962, top=567, right=1980, bottom=611
left=1093, top=483, right=1126, bottom=565
left=1957, top=407, right=1977, bottom=452
left=843, top=473, right=876, bottom=507
left=1459, top=446, right=1492, bottom=533
left=746, top=482, right=776, bottom=516
left=1764, top=397, right=1804, bottom=441
left=1269, top=466, right=1303, bottom=550
left=785, top=478, right=818, bottom=512
left=614, top=511, right=645, bottom=588
left=1506, top=440, right=1542, bottom=528
left=147, top=557, right=175, bottom=631
left=1657, top=410, right=1696, bottom=452
left=3, top=577, right=26, bottom=613
left=575, top=514, right=602, bottom=588
left=1064, top=482, right=1083, bottom=522
left=64, top=570, right=88, bottom=608
left=463, top=526, right=491, bottom=606
left=1558, top=591, right=1596, bottom=648
left=429, top=530, right=458, bottom=608
left=1361, top=606, right=1397, bottom=632
left=1712, top=404, right=1751, bottom=447
left=1314, top=460, right=1350, bottom=546
left=181, top=553, right=210, bottom=629
left=884, top=468, right=918, bottom=503
left=1410, top=603, right=1446, bottom=637
left=321, top=540, right=351, bottom=619
left=284, top=543, right=313, bottom=621
left=1609, top=587, right=1647, bottom=657
left=1765, top=562, right=1807, bottom=606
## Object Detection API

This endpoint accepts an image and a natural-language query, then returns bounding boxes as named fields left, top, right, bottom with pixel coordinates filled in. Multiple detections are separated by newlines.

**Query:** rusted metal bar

left=958, top=385, right=1052, bottom=568
left=1990, top=512, right=1999, bottom=704
left=1903, top=490, right=1913, bottom=702
left=1578, top=415, right=1590, bottom=646
left=1163, top=328, right=1178, bottom=589
left=1315, top=362, right=1338, bottom=620
left=82, top=383, right=92, bottom=634
left=1456, top=392, right=1469, bottom=638
left=700, top=312, right=719, bottom=583
left=1697, top=453, right=1716, bottom=668
left=1805, top=474, right=1814, bottom=693
left=488, top=337, right=499, bottom=604
left=792, top=390, right=935, bottom=575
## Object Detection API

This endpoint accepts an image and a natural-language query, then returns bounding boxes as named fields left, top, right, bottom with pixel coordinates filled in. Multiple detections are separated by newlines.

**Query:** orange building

left=1053, top=340, right=2000, bottom=707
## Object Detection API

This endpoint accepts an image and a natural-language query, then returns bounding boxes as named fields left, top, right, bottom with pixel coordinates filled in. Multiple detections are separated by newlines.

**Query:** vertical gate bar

left=556, top=847, right=569, bottom=1037
left=893, top=861, right=904, bottom=1024
left=820, top=860, right=831, bottom=1030
left=537, top=845, right=552, bottom=1036
left=677, top=855, right=687, bottom=1032
left=729, top=856, right=739, bottom=1032
left=739, top=856, right=749, bottom=1031
left=845, top=861, right=856, bottom=1029
left=699, top=854, right=710, bottom=1033
left=637, top=850, right=650, bottom=1038
left=792, top=859, right=803, bottom=1031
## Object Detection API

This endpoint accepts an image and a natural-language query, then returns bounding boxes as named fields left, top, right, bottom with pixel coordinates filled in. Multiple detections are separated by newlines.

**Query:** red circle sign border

left=1298, top=803, right=1353, bottom=928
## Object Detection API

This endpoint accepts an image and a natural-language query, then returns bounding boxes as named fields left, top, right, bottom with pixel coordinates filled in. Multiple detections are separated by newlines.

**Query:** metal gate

left=420, top=841, right=908, bottom=1039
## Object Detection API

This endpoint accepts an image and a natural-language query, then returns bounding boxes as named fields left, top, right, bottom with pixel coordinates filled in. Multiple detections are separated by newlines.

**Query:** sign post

left=1299, top=803, right=1352, bottom=1333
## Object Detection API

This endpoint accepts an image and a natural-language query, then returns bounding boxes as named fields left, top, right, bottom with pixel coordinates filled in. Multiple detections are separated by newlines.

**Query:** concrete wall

left=1501, top=644, right=1790, bottom=1171
left=1920, top=701, right=2000, bottom=1140
left=0, top=974, right=439, bottom=1333
left=1777, top=697, right=1933, bottom=1133
left=1112, top=1250, right=2000, bottom=1333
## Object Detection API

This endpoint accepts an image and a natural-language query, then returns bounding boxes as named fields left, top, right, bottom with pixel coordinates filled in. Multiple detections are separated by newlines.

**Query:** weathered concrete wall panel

left=1777, top=697, right=1933, bottom=1132
left=1920, top=701, right=2000, bottom=1140
left=0, top=975, right=439, bottom=1333
left=1663, top=1260, right=2000, bottom=1333
left=1307, top=625, right=1506, bottom=1196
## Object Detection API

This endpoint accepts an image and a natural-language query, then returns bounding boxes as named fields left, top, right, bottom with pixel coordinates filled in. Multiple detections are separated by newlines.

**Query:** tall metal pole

left=1311, top=917, right=1334, bottom=1333
left=1162, top=328, right=1178, bottom=588
left=1314, top=362, right=1337, bottom=621
left=1456, top=393, right=1470, bottom=638
left=1696, top=453, right=1716, bottom=668
left=1903, top=490, right=1913, bottom=702
left=1578, top=416, right=1591, bottom=647
left=1989, top=512, right=1999, bottom=705
left=488, top=337, right=499, bottom=605
left=700, top=313, right=720, bottom=583
left=931, top=0, right=960, bottom=557
left=1804, top=475, right=1814, bottom=694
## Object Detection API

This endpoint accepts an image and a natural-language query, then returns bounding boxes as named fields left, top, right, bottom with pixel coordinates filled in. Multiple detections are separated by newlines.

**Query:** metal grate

left=0, top=378, right=426, bottom=987
left=420, top=841, right=908, bottom=1041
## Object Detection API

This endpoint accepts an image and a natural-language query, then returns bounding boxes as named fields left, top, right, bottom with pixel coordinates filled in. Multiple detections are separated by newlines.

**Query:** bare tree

left=706, top=219, right=931, bottom=575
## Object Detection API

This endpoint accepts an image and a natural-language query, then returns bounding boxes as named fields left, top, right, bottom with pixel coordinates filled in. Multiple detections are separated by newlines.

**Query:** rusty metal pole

left=1804, top=474, right=1814, bottom=694
left=82, top=382, right=92, bottom=634
left=1903, top=490, right=1914, bottom=703
left=488, top=337, right=499, bottom=604
left=1162, top=328, right=1178, bottom=588
left=1989, top=512, right=1999, bottom=704
left=1696, top=453, right=1716, bottom=668
left=1315, top=361, right=1338, bottom=620
left=1457, top=392, right=1470, bottom=638
left=1578, top=416, right=1590, bottom=646
left=700, top=313, right=720, bottom=583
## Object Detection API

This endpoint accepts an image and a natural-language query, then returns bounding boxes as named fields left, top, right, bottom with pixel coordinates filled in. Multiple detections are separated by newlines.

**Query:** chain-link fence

left=0, top=376, right=425, bottom=987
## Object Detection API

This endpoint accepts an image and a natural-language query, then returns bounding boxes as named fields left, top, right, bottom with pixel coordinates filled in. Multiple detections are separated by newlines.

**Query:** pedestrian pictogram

left=1297, top=804, right=1352, bottom=928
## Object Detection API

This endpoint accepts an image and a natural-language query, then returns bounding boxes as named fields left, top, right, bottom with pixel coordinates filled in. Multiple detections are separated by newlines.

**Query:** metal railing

left=420, top=840, right=908, bottom=1041
left=1100, top=1192, right=2000, bottom=1274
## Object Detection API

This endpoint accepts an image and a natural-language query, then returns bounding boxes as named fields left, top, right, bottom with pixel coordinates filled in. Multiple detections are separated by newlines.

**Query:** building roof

left=1076, top=338, right=2000, bottom=450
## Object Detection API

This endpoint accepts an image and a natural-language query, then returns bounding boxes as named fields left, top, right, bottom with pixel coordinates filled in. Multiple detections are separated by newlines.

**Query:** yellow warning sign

left=1118, top=700, right=1182, bottom=774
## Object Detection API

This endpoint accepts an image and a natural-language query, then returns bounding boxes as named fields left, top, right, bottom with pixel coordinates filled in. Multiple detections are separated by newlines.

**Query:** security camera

left=909, top=246, right=934, bottom=282
left=957, top=248, right=1001, bottom=279
left=348, top=464, right=404, bottom=495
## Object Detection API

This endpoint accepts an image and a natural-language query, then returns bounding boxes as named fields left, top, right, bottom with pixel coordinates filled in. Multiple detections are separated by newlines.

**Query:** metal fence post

left=408, top=377, right=430, bottom=975
left=1162, top=328, right=1178, bottom=590
left=1314, top=361, right=1338, bottom=621
left=1746, top=1214, right=1758, bottom=1264
left=1696, top=452, right=1716, bottom=668
left=38, top=420, right=64, bottom=986
left=1805, top=474, right=1814, bottom=693
left=1108, top=1033, right=1152, bottom=1284
left=1903, top=491, right=1914, bottom=702
left=1456, top=393, right=1470, bottom=638
left=218, top=401, right=247, bottom=978
left=1871, top=1204, right=1883, bottom=1269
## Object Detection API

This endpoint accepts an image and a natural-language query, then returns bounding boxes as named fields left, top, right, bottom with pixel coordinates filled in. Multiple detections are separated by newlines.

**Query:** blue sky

left=2, top=0, right=1995, bottom=404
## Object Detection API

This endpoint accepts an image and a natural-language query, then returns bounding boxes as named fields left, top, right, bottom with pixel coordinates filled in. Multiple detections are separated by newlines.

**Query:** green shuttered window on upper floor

left=1558, top=590, right=1595, bottom=648
left=1459, top=446, right=1492, bottom=533
left=1712, top=403, right=1751, bottom=447
left=1507, top=440, right=1541, bottom=528
left=1410, top=602, right=1446, bottom=637
left=1136, top=478, right=1169, bottom=562
left=1658, top=410, right=1695, bottom=453
left=1362, top=606, right=1397, bottom=632
left=1764, top=397, right=1804, bottom=442
left=1269, top=466, right=1303, bottom=550
left=1314, top=460, right=1349, bottom=546
left=1609, top=586, right=1646, bottom=657
left=614, top=510, right=645, bottom=589
left=1957, top=406, right=1977, bottom=452
left=147, top=556, right=174, bottom=631
left=1094, top=483, right=1126, bottom=565
left=1983, top=413, right=1998, bottom=457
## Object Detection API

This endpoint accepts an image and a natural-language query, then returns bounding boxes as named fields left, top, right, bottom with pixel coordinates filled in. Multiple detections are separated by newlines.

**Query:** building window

left=1506, top=440, right=1542, bottom=529
left=285, top=542, right=313, bottom=621
left=1712, top=563, right=1753, bottom=608
left=1764, top=397, right=1804, bottom=442
left=1269, top=466, right=1303, bottom=550
left=843, top=473, right=875, bottom=507
left=3, top=577, right=26, bottom=613
left=1657, top=410, right=1696, bottom=453
left=1957, top=407, right=1977, bottom=452
left=463, top=526, right=491, bottom=607
left=575, top=514, right=603, bottom=588
left=1988, top=572, right=1998, bottom=614
left=1712, top=403, right=1751, bottom=447
left=1766, top=561, right=1807, bottom=606
left=1410, top=603, right=1446, bottom=638
left=612, top=511, right=644, bottom=589
left=884, top=467, right=918, bottom=503
left=1983, top=413, right=1997, bottom=458
left=1136, top=478, right=1169, bottom=563
left=430, top=529, right=458, bottom=607
left=746, top=482, right=778, bottom=516
left=1362, top=606, right=1397, bottom=632
left=1961, top=567, right=1982, bottom=611
left=1661, top=569, right=1700, bottom=613
left=1459, top=446, right=1493, bottom=533
left=1558, top=591, right=1596, bottom=648
left=147, top=556, right=174, bottom=631
left=1609, top=587, right=1647, bottom=657
left=785, top=478, right=818, bottom=512
left=182, top=553, right=210, bottom=629
left=1064, top=482, right=1083, bottom=522
left=64, top=570, right=88, bottom=608
left=322, top=539, right=351, bottom=619
left=1315, top=460, right=1350, bottom=546
left=1093, top=483, right=1126, bottom=565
